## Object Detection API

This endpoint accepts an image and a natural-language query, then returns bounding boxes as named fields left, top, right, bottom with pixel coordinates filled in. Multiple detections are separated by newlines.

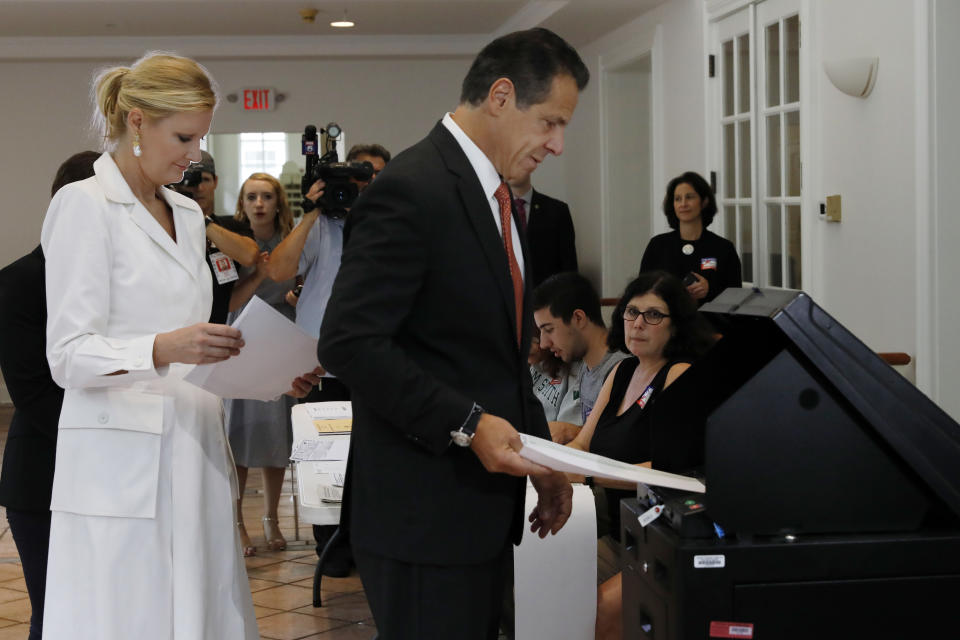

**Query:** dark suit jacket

left=318, top=122, right=550, bottom=566
left=525, top=189, right=578, bottom=287
left=0, top=245, right=62, bottom=512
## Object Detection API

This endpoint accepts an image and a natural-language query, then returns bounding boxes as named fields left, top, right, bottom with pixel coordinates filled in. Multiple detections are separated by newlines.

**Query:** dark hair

left=607, top=271, right=716, bottom=359
left=460, top=28, right=589, bottom=109
left=533, top=272, right=605, bottom=328
left=51, top=150, right=99, bottom=197
left=662, top=171, right=717, bottom=230
left=347, top=143, right=391, bottom=164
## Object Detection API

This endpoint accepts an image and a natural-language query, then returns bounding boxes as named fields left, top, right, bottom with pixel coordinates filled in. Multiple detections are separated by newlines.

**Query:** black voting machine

left=622, top=288, right=960, bottom=640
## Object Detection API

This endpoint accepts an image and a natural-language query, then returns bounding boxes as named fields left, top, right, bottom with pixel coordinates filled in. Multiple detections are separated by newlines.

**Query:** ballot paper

left=184, top=295, right=319, bottom=401
left=290, top=438, right=349, bottom=462
left=518, top=433, right=706, bottom=493
left=305, top=402, right=352, bottom=419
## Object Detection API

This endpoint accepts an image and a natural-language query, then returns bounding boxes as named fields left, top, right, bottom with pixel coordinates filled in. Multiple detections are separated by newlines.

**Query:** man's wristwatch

left=204, top=215, right=215, bottom=228
left=450, top=403, right=484, bottom=447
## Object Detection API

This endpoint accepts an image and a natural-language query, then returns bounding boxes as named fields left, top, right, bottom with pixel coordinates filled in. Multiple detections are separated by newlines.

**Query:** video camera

left=179, top=169, right=203, bottom=189
left=301, top=123, right=373, bottom=219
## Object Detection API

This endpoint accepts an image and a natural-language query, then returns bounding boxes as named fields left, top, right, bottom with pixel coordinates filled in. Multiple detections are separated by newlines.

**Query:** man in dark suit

left=0, top=150, right=97, bottom=640
left=508, top=175, right=578, bottom=287
left=317, top=28, right=589, bottom=639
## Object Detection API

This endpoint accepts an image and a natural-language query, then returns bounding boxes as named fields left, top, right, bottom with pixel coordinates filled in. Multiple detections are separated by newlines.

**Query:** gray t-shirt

left=530, top=360, right=585, bottom=424
left=580, top=350, right=628, bottom=423
left=557, top=360, right=584, bottom=424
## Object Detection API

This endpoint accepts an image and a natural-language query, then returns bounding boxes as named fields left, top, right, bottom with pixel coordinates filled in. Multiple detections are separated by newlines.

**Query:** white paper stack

left=518, top=433, right=706, bottom=493
left=184, top=296, right=320, bottom=401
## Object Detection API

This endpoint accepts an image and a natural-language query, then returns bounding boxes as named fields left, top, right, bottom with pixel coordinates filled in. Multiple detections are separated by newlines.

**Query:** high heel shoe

left=262, top=516, right=287, bottom=552
left=238, top=521, right=256, bottom=557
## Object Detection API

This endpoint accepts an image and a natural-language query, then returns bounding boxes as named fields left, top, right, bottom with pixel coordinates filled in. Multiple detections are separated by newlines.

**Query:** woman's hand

left=686, top=272, right=709, bottom=300
left=153, top=323, right=244, bottom=367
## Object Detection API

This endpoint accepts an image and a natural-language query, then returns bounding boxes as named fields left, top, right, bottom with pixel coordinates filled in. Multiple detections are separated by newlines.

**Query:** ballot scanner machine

left=621, top=288, right=960, bottom=639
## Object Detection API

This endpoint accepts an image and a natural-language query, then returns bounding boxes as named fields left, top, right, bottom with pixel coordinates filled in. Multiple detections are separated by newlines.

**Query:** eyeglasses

left=623, top=306, right=670, bottom=325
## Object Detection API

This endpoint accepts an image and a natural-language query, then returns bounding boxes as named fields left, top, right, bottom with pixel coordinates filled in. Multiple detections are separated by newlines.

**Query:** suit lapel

left=430, top=124, right=518, bottom=344
left=128, top=199, right=198, bottom=281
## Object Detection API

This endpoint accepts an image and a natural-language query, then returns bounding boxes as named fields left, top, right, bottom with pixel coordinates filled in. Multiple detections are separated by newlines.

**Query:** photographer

left=178, top=151, right=260, bottom=323
left=345, top=143, right=390, bottom=189
left=266, top=135, right=389, bottom=577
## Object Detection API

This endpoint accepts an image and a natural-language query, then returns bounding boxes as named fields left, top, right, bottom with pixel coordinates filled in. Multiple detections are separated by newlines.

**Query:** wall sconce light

left=823, top=57, right=879, bottom=98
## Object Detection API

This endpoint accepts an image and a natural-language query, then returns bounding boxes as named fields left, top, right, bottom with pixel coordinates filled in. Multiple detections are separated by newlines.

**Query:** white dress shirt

left=441, top=112, right=525, bottom=278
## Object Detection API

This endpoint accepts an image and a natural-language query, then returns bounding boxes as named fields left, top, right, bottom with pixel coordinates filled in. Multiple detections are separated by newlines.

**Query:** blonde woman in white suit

left=40, top=53, right=258, bottom=639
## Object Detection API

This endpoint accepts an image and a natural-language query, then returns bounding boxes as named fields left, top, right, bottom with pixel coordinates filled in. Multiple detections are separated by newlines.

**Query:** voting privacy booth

left=621, top=288, right=960, bottom=639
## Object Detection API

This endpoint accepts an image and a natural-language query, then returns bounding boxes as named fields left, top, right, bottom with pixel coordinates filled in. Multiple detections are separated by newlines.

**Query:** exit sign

left=242, top=88, right=275, bottom=111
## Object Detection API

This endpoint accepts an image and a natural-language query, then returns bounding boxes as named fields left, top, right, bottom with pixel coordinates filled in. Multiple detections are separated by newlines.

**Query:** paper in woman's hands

left=518, top=434, right=706, bottom=493
left=184, top=296, right=320, bottom=401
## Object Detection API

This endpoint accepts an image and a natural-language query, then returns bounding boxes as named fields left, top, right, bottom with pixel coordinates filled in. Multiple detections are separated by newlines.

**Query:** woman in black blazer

left=0, top=151, right=97, bottom=640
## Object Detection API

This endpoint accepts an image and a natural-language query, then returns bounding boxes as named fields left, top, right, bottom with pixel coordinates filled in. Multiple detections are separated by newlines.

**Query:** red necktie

left=512, top=197, right=528, bottom=231
left=494, top=183, right=524, bottom=347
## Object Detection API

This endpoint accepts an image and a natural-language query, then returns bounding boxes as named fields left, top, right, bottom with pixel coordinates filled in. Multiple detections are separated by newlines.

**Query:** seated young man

left=528, top=332, right=583, bottom=429
left=532, top=272, right=626, bottom=444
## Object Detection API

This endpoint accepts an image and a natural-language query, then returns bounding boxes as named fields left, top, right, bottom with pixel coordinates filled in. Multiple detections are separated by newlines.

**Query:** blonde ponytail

left=91, top=52, right=218, bottom=149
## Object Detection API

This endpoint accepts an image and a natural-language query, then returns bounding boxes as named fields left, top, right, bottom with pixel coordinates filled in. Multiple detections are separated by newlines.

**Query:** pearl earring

left=133, top=132, right=142, bottom=157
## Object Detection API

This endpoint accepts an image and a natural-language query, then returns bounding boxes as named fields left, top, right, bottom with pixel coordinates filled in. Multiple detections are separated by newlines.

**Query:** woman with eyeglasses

left=566, top=270, right=715, bottom=640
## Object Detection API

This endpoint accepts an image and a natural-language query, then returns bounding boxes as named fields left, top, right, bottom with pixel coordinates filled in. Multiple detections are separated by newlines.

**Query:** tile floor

left=0, top=405, right=378, bottom=640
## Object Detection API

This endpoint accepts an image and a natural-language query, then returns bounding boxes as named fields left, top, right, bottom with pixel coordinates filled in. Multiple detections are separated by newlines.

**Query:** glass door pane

left=766, top=114, right=782, bottom=197
left=737, top=34, right=751, bottom=114
left=767, top=204, right=783, bottom=287
left=724, top=123, right=736, bottom=197
left=787, top=205, right=802, bottom=289
left=786, top=110, right=801, bottom=196
left=738, top=120, right=752, bottom=197
left=723, top=40, right=735, bottom=117
left=784, top=15, right=800, bottom=104
left=740, top=205, right=753, bottom=282
left=765, top=22, right=780, bottom=107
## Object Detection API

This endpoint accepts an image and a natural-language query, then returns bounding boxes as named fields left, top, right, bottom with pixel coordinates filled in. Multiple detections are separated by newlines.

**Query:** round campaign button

left=682, top=243, right=694, bottom=255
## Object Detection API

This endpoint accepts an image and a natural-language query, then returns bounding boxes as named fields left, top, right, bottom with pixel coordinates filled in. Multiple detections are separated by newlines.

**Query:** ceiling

left=0, top=0, right=665, bottom=48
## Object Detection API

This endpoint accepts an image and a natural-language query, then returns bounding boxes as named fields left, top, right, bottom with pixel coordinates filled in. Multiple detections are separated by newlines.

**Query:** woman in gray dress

left=225, top=172, right=297, bottom=555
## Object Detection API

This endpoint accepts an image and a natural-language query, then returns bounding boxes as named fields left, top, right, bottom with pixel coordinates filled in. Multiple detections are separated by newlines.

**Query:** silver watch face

left=450, top=430, right=473, bottom=447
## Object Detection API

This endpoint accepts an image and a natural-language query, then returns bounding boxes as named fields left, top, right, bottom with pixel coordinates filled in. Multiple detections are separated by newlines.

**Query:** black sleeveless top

left=589, top=356, right=688, bottom=540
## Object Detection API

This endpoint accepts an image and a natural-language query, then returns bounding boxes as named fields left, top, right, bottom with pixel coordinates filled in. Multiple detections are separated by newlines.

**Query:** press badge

left=209, top=251, right=239, bottom=284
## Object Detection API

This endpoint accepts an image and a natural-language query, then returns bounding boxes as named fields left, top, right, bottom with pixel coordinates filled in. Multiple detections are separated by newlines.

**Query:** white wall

left=808, top=0, right=919, bottom=356
left=565, top=0, right=705, bottom=295
left=602, top=55, right=653, bottom=297
left=933, top=0, right=960, bottom=420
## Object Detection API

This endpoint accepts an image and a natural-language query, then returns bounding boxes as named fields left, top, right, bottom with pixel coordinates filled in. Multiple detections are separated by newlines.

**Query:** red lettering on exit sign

left=242, top=88, right=275, bottom=111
